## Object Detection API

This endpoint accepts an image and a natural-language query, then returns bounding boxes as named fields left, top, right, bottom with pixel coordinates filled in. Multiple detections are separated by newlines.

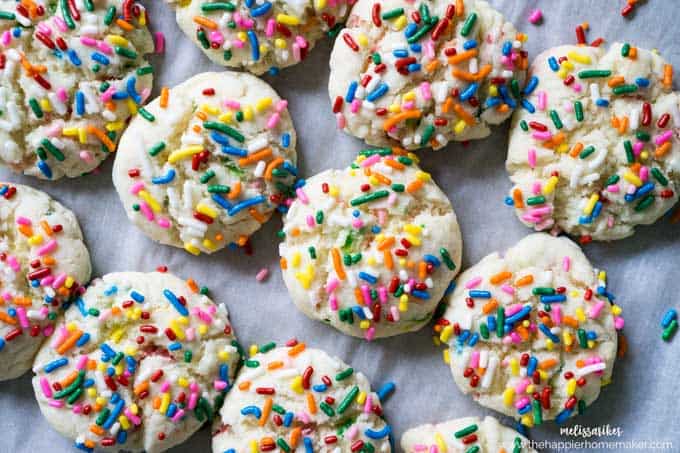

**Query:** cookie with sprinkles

left=113, top=71, right=297, bottom=256
left=0, top=0, right=155, bottom=179
left=31, top=271, right=242, bottom=452
left=279, top=148, right=462, bottom=340
left=0, top=182, right=91, bottom=380
left=434, top=234, right=624, bottom=426
left=328, top=0, right=528, bottom=150
left=506, top=43, right=680, bottom=241
left=166, top=0, right=350, bottom=74
left=212, top=342, right=392, bottom=452
left=401, top=415, right=536, bottom=452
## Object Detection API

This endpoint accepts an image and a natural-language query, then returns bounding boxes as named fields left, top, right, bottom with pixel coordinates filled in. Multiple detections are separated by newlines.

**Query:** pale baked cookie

left=401, top=415, right=536, bottom=452
left=113, top=72, right=297, bottom=256
left=166, top=0, right=350, bottom=74
left=0, top=182, right=90, bottom=380
left=506, top=43, right=680, bottom=241
left=434, top=234, right=625, bottom=425
left=279, top=149, right=462, bottom=340
left=212, top=342, right=392, bottom=452
left=0, top=0, right=154, bottom=179
left=32, top=271, right=242, bottom=452
left=328, top=0, right=527, bottom=150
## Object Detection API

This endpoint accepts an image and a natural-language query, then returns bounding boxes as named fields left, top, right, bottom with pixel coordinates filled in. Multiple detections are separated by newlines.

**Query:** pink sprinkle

left=614, top=316, right=625, bottom=329
left=265, top=19, right=276, bottom=37
left=326, top=278, right=339, bottom=294
left=154, top=31, right=165, bottom=53
left=51, top=273, right=67, bottom=289
left=464, top=276, right=482, bottom=289
left=79, top=150, right=94, bottom=163
left=589, top=300, right=605, bottom=319
left=40, top=377, right=52, bottom=398
left=160, top=381, right=170, bottom=392
left=501, top=284, right=515, bottom=295
left=139, top=202, right=155, bottom=221
left=48, top=400, right=64, bottom=408
left=537, top=91, right=547, bottom=110
left=329, top=294, right=338, bottom=311
left=361, top=154, right=381, bottom=167
left=528, top=9, right=543, bottom=24
left=562, top=256, right=571, bottom=272
left=551, top=305, right=562, bottom=325
left=214, top=380, right=228, bottom=391
left=295, top=188, right=309, bottom=204
left=97, top=41, right=113, bottom=55
left=37, top=239, right=58, bottom=256
left=655, top=130, right=673, bottom=145
left=292, top=42, right=301, bottom=62
left=469, top=350, right=480, bottom=368
left=224, top=100, right=241, bottom=110
left=16, top=216, right=32, bottom=226
left=360, top=285, right=371, bottom=304
left=76, top=355, right=89, bottom=370
left=171, top=408, right=186, bottom=423
left=419, top=82, right=432, bottom=100
left=255, top=268, right=269, bottom=282
left=365, top=326, right=376, bottom=341
left=266, top=112, right=280, bottom=129
left=275, top=100, right=288, bottom=113
left=295, top=35, right=308, bottom=48
left=188, top=392, right=199, bottom=410
left=80, top=36, right=97, bottom=47
left=532, top=131, right=552, bottom=140
left=305, top=214, right=315, bottom=227
left=1, top=30, right=11, bottom=46
left=390, top=305, right=399, bottom=322
left=378, top=286, right=388, bottom=303
left=528, top=148, right=537, bottom=168
left=156, top=217, right=171, bottom=229
left=52, top=16, right=67, bottom=33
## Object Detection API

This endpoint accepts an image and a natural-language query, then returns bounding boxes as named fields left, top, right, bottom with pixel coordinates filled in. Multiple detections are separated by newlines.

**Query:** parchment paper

left=1, top=1, right=679, bottom=451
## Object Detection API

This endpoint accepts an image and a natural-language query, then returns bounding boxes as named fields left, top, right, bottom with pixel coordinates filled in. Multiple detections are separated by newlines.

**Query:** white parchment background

left=1, top=0, right=679, bottom=451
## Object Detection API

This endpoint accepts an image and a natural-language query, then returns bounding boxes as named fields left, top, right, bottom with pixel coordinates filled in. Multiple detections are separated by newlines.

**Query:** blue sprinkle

left=152, top=169, right=176, bottom=185
left=548, top=56, right=559, bottom=71
left=304, top=437, right=313, bottom=453
left=250, top=1, right=272, bottom=16
left=130, top=291, right=145, bottom=303
left=517, top=403, right=532, bottom=415
left=404, top=23, right=417, bottom=38
left=104, top=285, right=118, bottom=296
left=586, top=331, right=598, bottom=340
left=210, top=131, right=230, bottom=145
left=116, top=430, right=127, bottom=445
left=635, top=77, right=650, bottom=88
left=485, top=96, right=502, bottom=108
left=11, top=27, right=21, bottom=38
left=409, top=43, right=421, bottom=53
left=526, top=356, right=538, bottom=376
left=212, top=193, right=233, bottom=210
left=596, top=98, right=609, bottom=107
left=541, top=294, right=566, bottom=304
left=126, top=76, right=141, bottom=104
left=312, top=383, right=327, bottom=392
left=352, top=306, right=367, bottom=319
left=352, top=209, right=360, bottom=217
left=365, top=425, right=392, bottom=439
left=366, top=82, right=389, bottom=102
left=662, top=309, right=678, bottom=328
left=358, top=271, right=378, bottom=284
left=228, top=195, right=266, bottom=216
left=111, top=91, right=129, bottom=100
left=556, top=408, right=573, bottom=424
left=521, top=98, right=536, bottom=113
left=377, top=382, right=395, bottom=401
left=166, top=403, right=177, bottom=418
left=168, top=342, right=182, bottom=351
left=83, top=378, right=95, bottom=388
left=76, top=332, right=90, bottom=347
left=487, top=315, right=496, bottom=332
left=468, top=332, right=479, bottom=346
left=393, top=49, right=408, bottom=58
left=241, top=405, right=262, bottom=418
left=75, top=442, right=93, bottom=452
left=75, top=91, right=85, bottom=116
left=423, top=254, right=441, bottom=267
left=247, top=30, right=259, bottom=61
left=91, top=52, right=110, bottom=65
left=592, top=201, right=603, bottom=219
left=0, top=339, right=4, bottom=352
left=67, top=49, right=81, bottom=66
left=539, top=323, right=560, bottom=343
left=371, top=225, right=381, bottom=234
left=103, top=400, right=124, bottom=429
left=463, top=39, right=478, bottom=50
left=283, top=160, right=297, bottom=176
left=244, top=0, right=254, bottom=6
left=504, top=196, right=515, bottom=206
left=164, top=289, right=189, bottom=316
left=268, top=67, right=280, bottom=76
left=502, top=41, right=512, bottom=56
left=523, top=76, right=539, bottom=95
left=444, top=280, right=456, bottom=295
left=411, top=290, right=430, bottom=299
left=345, top=81, right=358, bottom=102
left=294, top=178, right=306, bottom=189
left=281, top=132, right=291, bottom=148
left=407, top=63, right=421, bottom=73
left=458, top=330, right=470, bottom=344
left=505, top=305, right=531, bottom=325
left=221, top=146, right=248, bottom=157
left=283, top=411, right=294, bottom=427
left=100, top=343, right=116, bottom=359
left=44, top=358, right=68, bottom=373
left=499, top=85, right=517, bottom=108
left=468, top=290, right=491, bottom=299
left=220, top=364, right=229, bottom=381
left=459, top=82, right=478, bottom=101
left=578, top=215, right=592, bottom=225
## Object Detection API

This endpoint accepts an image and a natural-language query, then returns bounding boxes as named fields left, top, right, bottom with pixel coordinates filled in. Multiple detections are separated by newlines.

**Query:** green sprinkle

left=208, top=184, right=230, bottom=193
left=319, top=401, right=335, bottom=417
left=276, top=439, right=291, bottom=453
left=112, top=352, right=124, bottom=365
left=245, top=359, right=260, bottom=368
left=259, top=342, right=276, bottom=353
left=578, top=69, right=612, bottom=78
left=138, top=107, right=155, bottom=122
left=605, top=174, right=620, bottom=186
left=41, top=139, right=65, bottom=161
left=407, top=22, right=434, bottom=44
left=574, top=101, right=584, bottom=122
left=0, top=11, right=16, bottom=20
left=308, top=246, right=316, bottom=259
left=496, top=307, right=505, bottom=337
left=454, top=424, right=478, bottom=438
left=200, top=286, right=209, bottom=295
left=526, top=195, right=546, bottom=205
left=460, top=13, right=477, bottom=37
left=391, top=183, right=405, bottom=192
left=520, top=119, right=529, bottom=131
left=350, top=190, right=389, bottom=206
left=132, top=203, right=140, bottom=211
left=532, top=287, right=555, bottom=295
left=635, top=194, right=654, bottom=211
left=149, top=142, right=166, bottom=156
left=578, top=399, right=586, bottom=415
left=579, top=145, right=596, bottom=159
left=67, top=387, right=84, bottom=405
left=197, top=29, right=210, bottom=49
left=635, top=131, right=650, bottom=142
left=577, top=328, right=587, bottom=348
left=104, top=5, right=116, bottom=25
left=511, top=79, right=521, bottom=99
left=372, top=53, right=381, bottom=65
left=60, top=0, right=75, bottom=29
left=136, top=66, right=153, bottom=76
left=96, top=408, right=111, bottom=426
left=53, top=371, right=85, bottom=399
left=339, top=308, right=354, bottom=324
left=84, top=0, right=94, bottom=11
left=99, top=81, right=110, bottom=92
left=420, top=124, right=434, bottom=146
left=651, top=168, right=668, bottom=186
left=337, top=385, right=359, bottom=413
left=88, top=308, right=100, bottom=317
left=223, top=50, right=232, bottom=61
left=549, top=110, right=563, bottom=129
left=398, top=156, right=413, bottom=165
left=419, top=3, right=430, bottom=22
left=29, top=98, right=43, bottom=118
left=532, top=399, right=543, bottom=425
left=204, top=121, right=244, bottom=142
left=236, top=111, right=244, bottom=122
left=184, top=350, right=192, bottom=363
left=381, top=7, right=404, bottom=19
left=272, top=404, right=285, bottom=415
left=624, top=140, right=634, bottom=163
left=440, top=248, right=455, bottom=270
left=465, top=447, right=480, bottom=453
left=480, top=323, right=489, bottom=339
left=315, top=210, right=324, bottom=224
left=115, top=45, right=138, bottom=59
left=612, top=84, right=637, bottom=95
left=621, top=43, right=630, bottom=57
left=662, top=319, right=678, bottom=341
left=201, top=1, right=236, bottom=11
left=335, top=367, right=354, bottom=381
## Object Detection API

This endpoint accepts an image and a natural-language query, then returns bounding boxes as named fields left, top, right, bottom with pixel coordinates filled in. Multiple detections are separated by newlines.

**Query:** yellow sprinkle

left=576, top=307, right=586, bottom=322
left=138, top=190, right=161, bottom=212
left=115, top=364, right=124, bottom=375
left=563, top=331, right=573, bottom=346
left=415, top=171, right=431, bottom=182
left=184, top=242, right=200, bottom=255
left=276, top=13, right=300, bottom=25
left=560, top=60, right=575, bottom=71
left=65, top=276, right=74, bottom=288
left=291, top=375, right=304, bottom=394
left=439, top=325, right=453, bottom=343
left=435, top=433, right=448, bottom=453
left=557, top=67, right=569, bottom=80
left=110, top=328, right=125, bottom=344
left=167, top=145, right=203, bottom=164
left=393, top=15, right=407, bottom=30
left=315, top=0, right=326, bottom=9
left=398, top=294, right=408, bottom=312
left=545, top=338, right=554, bottom=351
left=202, top=238, right=216, bottom=250
left=567, top=378, right=577, bottom=396
left=366, top=256, right=376, bottom=266
left=159, top=393, right=170, bottom=414
left=503, top=388, right=515, bottom=406
left=388, top=103, right=401, bottom=113
left=218, top=112, right=233, bottom=123
left=291, top=251, right=301, bottom=268
left=218, top=350, right=230, bottom=361
left=127, top=98, right=138, bottom=115
left=357, top=33, right=368, bottom=47
left=124, top=347, right=137, bottom=356
left=624, top=171, right=643, bottom=187
left=28, top=235, right=43, bottom=246
left=119, top=415, right=130, bottom=430
left=543, top=176, right=559, bottom=195
left=454, top=120, right=467, bottom=134
left=442, top=348, right=450, bottom=364
left=583, top=193, right=599, bottom=215
left=200, top=104, right=220, bottom=116
left=510, top=357, right=520, bottom=376
left=249, top=440, right=258, bottom=453
left=196, top=203, right=218, bottom=219
left=178, top=377, right=189, bottom=388
left=612, top=304, right=622, bottom=316
left=130, top=404, right=139, bottom=415
left=521, top=415, right=534, bottom=428
left=359, top=320, right=370, bottom=329
left=237, top=31, right=247, bottom=42
left=488, top=85, right=498, bottom=97
left=403, top=224, right=422, bottom=235
left=107, top=34, right=129, bottom=47
left=87, top=388, right=97, bottom=398
left=567, top=51, right=591, bottom=65
left=39, top=98, right=51, bottom=112
left=243, top=105, right=253, bottom=121
left=526, top=384, right=535, bottom=394
left=274, top=38, right=287, bottom=49
left=96, top=397, right=106, bottom=407
left=255, top=97, right=273, bottom=112
left=62, top=127, right=78, bottom=136
left=403, top=91, right=416, bottom=102
left=356, top=391, right=367, bottom=405
left=198, top=324, right=208, bottom=335
left=249, top=344, right=258, bottom=357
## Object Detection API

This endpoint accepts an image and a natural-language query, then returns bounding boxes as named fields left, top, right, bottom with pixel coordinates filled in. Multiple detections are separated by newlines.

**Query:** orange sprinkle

left=452, top=102, right=476, bottom=125
left=115, top=18, right=134, bottom=31
left=618, top=116, right=629, bottom=135
left=279, top=257, right=288, bottom=270
left=425, top=60, right=439, bottom=73
left=267, top=361, right=283, bottom=370
left=354, top=287, right=364, bottom=304
left=377, top=237, right=395, bottom=251
left=442, top=96, right=453, bottom=114
left=56, top=329, right=83, bottom=355
left=455, top=0, right=464, bottom=16
left=371, top=171, right=392, bottom=186
left=628, top=46, right=637, bottom=59
left=248, top=207, right=266, bottom=223
left=89, top=424, right=105, bottom=436
left=655, top=141, right=672, bottom=158
left=265, top=157, right=284, bottom=180
left=447, top=49, right=477, bottom=66
left=663, top=64, right=673, bottom=90
left=0, top=312, right=17, bottom=325
left=306, top=393, right=317, bottom=414
left=451, top=64, right=491, bottom=82
left=383, top=159, right=405, bottom=171
left=563, top=316, right=579, bottom=329
left=160, top=87, right=169, bottom=108
left=258, top=397, right=272, bottom=426
left=152, top=396, right=161, bottom=410
left=186, top=279, right=199, bottom=293
left=237, top=235, right=248, bottom=247
left=193, top=16, right=218, bottom=29
left=512, top=188, right=524, bottom=209
left=238, top=381, right=251, bottom=391
left=418, top=261, right=427, bottom=280
left=86, top=125, right=115, bottom=151
left=42, top=256, right=56, bottom=266
left=288, top=343, right=306, bottom=356
left=134, top=380, right=149, bottom=396
left=607, top=75, right=625, bottom=87
left=227, top=181, right=241, bottom=200
left=570, top=142, right=584, bottom=158
left=489, top=271, right=512, bottom=285
left=383, top=110, right=422, bottom=131
left=40, top=220, right=53, bottom=236
left=18, top=224, right=32, bottom=237
left=331, top=248, right=346, bottom=280
left=289, top=427, right=302, bottom=448
left=514, top=274, right=534, bottom=286
left=406, top=179, right=424, bottom=193
left=539, top=358, right=559, bottom=370
left=383, top=250, right=393, bottom=270
left=238, top=147, right=272, bottom=166
left=482, top=298, right=499, bottom=315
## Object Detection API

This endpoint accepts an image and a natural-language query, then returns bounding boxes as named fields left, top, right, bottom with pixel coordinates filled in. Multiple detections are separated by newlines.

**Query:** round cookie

left=279, top=149, right=462, bottom=340
left=32, top=271, right=242, bottom=452
left=0, top=182, right=90, bottom=380
left=328, top=0, right=528, bottom=150
left=401, top=415, right=536, bottom=452
left=113, top=72, right=297, bottom=256
left=166, top=0, right=350, bottom=74
left=434, top=234, right=624, bottom=426
left=212, top=342, right=392, bottom=452
left=506, top=43, right=680, bottom=241
left=0, top=0, right=154, bottom=179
